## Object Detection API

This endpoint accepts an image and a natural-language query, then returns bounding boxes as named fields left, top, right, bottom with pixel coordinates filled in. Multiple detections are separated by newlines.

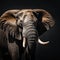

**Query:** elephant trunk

left=23, top=20, right=38, bottom=60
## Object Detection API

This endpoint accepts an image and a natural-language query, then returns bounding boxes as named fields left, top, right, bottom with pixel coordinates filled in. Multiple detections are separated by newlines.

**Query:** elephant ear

left=0, top=9, right=20, bottom=26
left=0, top=9, right=22, bottom=42
left=34, top=9, right=55, bottom=30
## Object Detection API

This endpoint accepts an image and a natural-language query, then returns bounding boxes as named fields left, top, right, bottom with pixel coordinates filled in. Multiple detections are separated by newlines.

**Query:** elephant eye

left=16, top=16, right=19, bottom=19
left=36, top=12, right=43, bottom=21
left=36, top=12, right=40, bottom=16
left=33, top=12, right=37, bottom=17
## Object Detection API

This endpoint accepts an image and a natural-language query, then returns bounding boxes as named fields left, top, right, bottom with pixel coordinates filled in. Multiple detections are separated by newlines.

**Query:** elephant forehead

left=18, top=9, right=33, bottom=13
left=17, top=9, right=32, bottom=15
left=17, top=9, right=36, bottom=18
left=19, top=11, right=37, bottom=22
left=17, top=11, right=33, bottom=17
left=23, top=13, right=37, bottom=23
left=24, top=11, right=34, bottom=18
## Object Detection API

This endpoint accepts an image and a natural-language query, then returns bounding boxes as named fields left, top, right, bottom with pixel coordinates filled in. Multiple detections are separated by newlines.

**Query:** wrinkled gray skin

left=16, top=9, right=55, bottom=60
left=0, top=10, right=23, bottom=60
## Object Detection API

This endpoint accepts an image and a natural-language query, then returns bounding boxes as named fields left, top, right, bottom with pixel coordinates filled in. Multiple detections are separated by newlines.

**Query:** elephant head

left=16, top=9, right=55, bottom=47
left=15, top=9, right=55, bottom=60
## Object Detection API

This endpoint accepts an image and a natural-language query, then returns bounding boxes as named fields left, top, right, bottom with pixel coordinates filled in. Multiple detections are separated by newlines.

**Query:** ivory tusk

left=23, top=38, right=50, bottom=48
left=38, top=38, right=49, bottom=45
left=23, top=37, right=26, bottom=48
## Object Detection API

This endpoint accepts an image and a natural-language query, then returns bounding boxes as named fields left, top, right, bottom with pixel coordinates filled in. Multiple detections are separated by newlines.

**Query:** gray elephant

left=0, top=10, right=23, bottom=60
left=15, top=9, right=55, bottom=60
left=0, top=9, right=55, bottom=60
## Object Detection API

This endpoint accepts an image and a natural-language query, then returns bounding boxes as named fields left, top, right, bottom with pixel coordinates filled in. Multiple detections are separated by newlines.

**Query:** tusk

left=23, top=37, right=26, bottom=48
left=38, top=38, right=49, bottom=45
left=23, top=37, right=50, bottom=47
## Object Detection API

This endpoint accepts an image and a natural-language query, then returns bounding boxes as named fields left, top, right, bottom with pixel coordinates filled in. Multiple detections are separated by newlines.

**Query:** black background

left=0, top=0, right=60, bottom=60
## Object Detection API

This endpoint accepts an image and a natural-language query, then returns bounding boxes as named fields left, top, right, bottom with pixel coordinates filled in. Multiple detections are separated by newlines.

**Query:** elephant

left=0, top=9, right=24, bottom=60
left=15, top=9, right=55, bottom=60
left=0, top=9, right=55, bottom=60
